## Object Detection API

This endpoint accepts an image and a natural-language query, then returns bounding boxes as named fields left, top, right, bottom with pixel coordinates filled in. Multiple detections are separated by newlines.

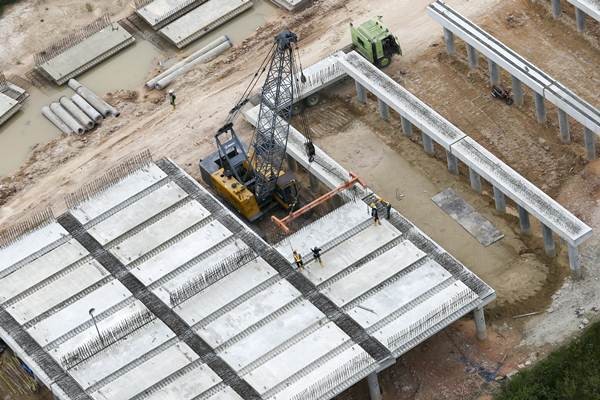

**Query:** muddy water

left=186, top=0, right=281, bottom=52
left=0, top=1, right=281, bottom=177
left=0, top=40, right=160, bottom=177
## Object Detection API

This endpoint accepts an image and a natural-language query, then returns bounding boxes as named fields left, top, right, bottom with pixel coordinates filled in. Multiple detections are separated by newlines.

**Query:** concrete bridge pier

left=518, top=205, right=531, bottom=234
left=584, top=127, right=596, bottom=160
left=287, top=154, right=297, bottom=172
left=493, top=186, right=506, bottom=213
left=468, top=167, right=482, bottom=193
left=542, top=224, right=556, bottom=257
left=551, top=0, right=561, bottom=18
left=422, top=133, right=435, bottom=155
left=467, top=44, right=478, bottom=69
left=378, top=99, right=390, bottom=121
left=558, top=109, right=571, bottom=143
left=473, top=307, right=487, bottom=340
left=446, top=152, right=459, bottom=175
left=534, top=92, right=547, bottom=123
left=367, top=373, right=383, bottom=400
left=356, top=81, right=367, bottom=104
left=575, top=8, right=586, bottom=32
left=488, top=59, right=500, bottom=86
left=511, top=75, right=524, bottom=106
left=568, top=244, right=582, bottom=279
left=401, top=116, right=413, bottom=137
left=444, top=28, right=456, bottom=55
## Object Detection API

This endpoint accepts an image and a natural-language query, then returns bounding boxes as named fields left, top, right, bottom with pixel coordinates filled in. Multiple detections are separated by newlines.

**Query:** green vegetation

left=495, top=321, right=600, bottom=400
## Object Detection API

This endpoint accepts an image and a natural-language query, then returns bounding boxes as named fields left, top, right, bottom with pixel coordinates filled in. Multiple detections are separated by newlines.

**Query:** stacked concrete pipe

left=146, top=35, right=231, bottom=90
left=42, top=106, right=73, bottom=134
left=59, top=97, right=94, bottom=130
left=72, top=94, right=103, bottom=122
left=155, top=41, right=232, bottom=90
left=49, top=103, right=84, bottom=134
left=68, top=79, right=119, bottom=117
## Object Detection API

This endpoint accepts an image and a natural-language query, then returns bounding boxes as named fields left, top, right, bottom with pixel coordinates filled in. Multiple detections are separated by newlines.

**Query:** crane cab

left=351, top=17, right=402, bottom=68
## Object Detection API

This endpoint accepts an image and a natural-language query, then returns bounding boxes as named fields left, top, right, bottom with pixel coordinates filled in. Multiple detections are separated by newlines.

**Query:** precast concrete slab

left=37, top=24, right=135, bottom=85
left=0, top=152, right=494, bottom=400
left=432, top=188, right=504, bottom=246
left=159, top=0, right=253, bottom=48
left=0, top=92, right=21, bottom=126
left=268, top=0, right=311, bottom=11
left=136, top=0, right=211, bottom=30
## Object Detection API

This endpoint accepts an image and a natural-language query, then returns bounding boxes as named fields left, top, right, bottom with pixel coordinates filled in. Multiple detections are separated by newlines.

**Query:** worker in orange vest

left=293, top=250, right=304, bottom=270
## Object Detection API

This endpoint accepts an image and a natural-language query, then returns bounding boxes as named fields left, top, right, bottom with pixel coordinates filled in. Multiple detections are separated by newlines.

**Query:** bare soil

left=0, top=0, right=599, bottom=399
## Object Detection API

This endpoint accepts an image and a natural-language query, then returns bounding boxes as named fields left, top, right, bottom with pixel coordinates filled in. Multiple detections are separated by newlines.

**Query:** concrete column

left=493, top=186, right=506, bottom=213
left=488, top=59, right=500, bottom=86
left=551, top=0, right=561, bottom=18
left=534, top=92, right=547, bottom=123
left=473, top=307, right=487, bottom=341
left=518, top=205, right=531, bottom=234
left=568, top=244, right=582, bottom=279
left=309, top=173, right=319, bottom=192
left=511, top=75, right=524, bottom=107
left=542, top=224, right=556, bottom=257
left=401, top=116, right=413, bottom=137
left=422, top=133, right=434, bottom=155
left=558, top=109, right=571, bottom=143
left=355, top=81, right=367, bottom=104
left=444, top=28, right=456, bottom=55
left=287, top=154, right=297, bottom=172
left=447, top=152, right=459, bottom=175
left=584, top=127, right=596, bottom=160
left=367, top=373, right=383, bottom=400
left=378, top=99, right=390, bottom=121
left=467, top=44, right=478, bottom=69
left=468, top=167, right=482, bottom=193
left=575, top=7, right=586, bottom=32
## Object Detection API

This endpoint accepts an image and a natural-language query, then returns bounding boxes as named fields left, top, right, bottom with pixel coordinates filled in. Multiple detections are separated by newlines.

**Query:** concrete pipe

left=49, top=103, right=84, bottom=134
left=68, top=79, right=120, bottom=117
left=41, top=106, right=73, bottom=134
left=72, top=94, right=103, bottom=122
left=155, top=41, right=232, bottom=90
left=146, top=35, right=230, bottom=89
left=59, top=96, right=94, bottom=130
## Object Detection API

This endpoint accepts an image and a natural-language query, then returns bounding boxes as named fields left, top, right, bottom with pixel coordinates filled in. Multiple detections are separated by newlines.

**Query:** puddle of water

left=0, top=40, right=160, bottom=177
left=0, top=1, right=281, bottom=177
left=186, top=0, right=281, bottom=51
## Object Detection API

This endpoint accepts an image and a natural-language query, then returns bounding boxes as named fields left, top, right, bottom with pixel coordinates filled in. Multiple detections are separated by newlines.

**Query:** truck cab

left=351, top=17, right=402, bottom=68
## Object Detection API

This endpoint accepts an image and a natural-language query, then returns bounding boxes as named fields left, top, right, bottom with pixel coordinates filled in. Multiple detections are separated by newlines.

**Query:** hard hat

left=168, top=89, right=174, bottom=94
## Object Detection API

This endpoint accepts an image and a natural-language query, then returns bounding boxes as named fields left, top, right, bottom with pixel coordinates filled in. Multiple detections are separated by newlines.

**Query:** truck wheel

left=378, top=57, right=391, bottom=68
left=292, top=102, right=305, bottom=115
left=304, top=94, right=320, bottom=107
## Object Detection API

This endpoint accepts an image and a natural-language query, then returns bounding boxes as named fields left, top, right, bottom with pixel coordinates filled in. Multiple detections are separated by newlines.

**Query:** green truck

left=350, top=17, right=402, bottom=68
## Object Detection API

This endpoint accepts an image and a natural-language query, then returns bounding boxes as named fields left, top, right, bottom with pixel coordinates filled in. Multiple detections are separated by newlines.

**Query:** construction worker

left=311, top=246, right=323, bottom=266
left=382, top=199, right=392, bottom=219
left=168, top=89, right=176, bottom=110
left=293, top=250, right=304, bottom=270
left=370, top=202, right=381, bottom=225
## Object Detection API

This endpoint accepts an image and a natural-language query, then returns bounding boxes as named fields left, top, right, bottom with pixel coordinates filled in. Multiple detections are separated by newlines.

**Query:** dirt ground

left=0, top=0, right=599, bottom=399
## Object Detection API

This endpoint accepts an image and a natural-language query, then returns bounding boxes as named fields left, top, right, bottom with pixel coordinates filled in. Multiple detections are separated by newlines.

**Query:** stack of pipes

left=41, top=79, right=119, bottom=134
left=146, top=35, right=232, bottom=90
